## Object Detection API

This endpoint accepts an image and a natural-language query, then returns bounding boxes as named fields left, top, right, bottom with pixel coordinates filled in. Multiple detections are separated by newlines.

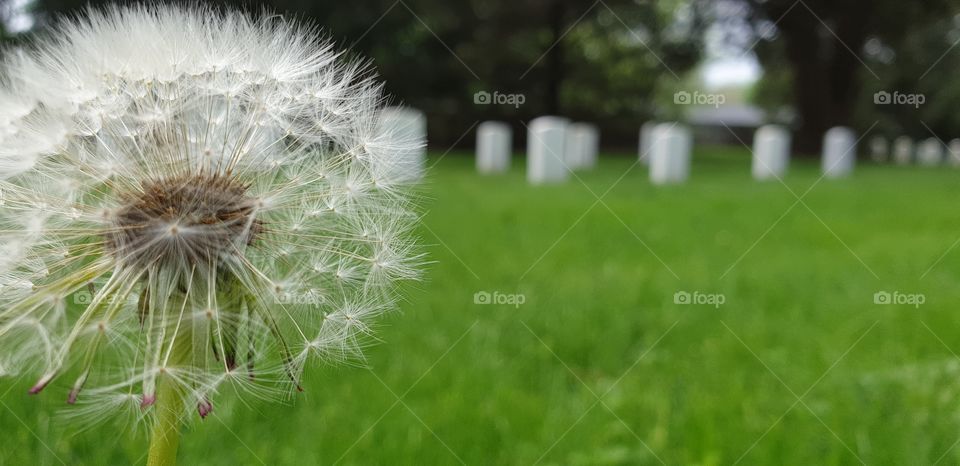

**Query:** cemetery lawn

left=6, top=146, right=960, bottom=465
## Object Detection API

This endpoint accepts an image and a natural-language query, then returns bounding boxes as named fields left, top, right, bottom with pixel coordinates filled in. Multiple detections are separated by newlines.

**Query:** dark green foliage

left=27, top=0, right=705, bottom=148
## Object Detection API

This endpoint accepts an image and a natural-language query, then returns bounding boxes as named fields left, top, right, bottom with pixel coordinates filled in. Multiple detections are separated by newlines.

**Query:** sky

left=3, top=0, right=33, bottom=33
left=702, top=56, right=761, bottom=89
left=697, top=2, right=762, bottom=91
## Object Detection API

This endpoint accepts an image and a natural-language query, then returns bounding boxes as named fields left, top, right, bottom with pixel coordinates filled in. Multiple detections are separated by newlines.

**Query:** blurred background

left=5, top=1, right=960, bottom=465
left=3, top=0, right=960, bottom=153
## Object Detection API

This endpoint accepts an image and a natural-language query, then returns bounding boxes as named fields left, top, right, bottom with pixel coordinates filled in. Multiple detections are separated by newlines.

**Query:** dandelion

left=0, top=5, right=421, bottom=464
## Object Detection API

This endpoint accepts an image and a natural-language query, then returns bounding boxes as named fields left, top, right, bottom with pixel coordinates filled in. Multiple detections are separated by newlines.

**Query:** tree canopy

left=25, top=0, right=705, bottom=148
left=716, top=0, right=960, bottom=151
left=7, top=0, right=960, bottom=153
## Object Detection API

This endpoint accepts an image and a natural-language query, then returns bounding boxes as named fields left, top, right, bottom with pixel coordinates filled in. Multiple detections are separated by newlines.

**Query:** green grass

left=5, top=147, right=960, bottom=465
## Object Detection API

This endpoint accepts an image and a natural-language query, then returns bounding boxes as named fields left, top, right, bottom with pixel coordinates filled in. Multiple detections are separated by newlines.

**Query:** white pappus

left=0, top=5, right=423, bottom=424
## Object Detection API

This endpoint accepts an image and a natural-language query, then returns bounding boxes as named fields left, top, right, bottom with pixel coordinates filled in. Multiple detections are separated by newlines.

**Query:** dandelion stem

left=147, top=332, right=189, bottom=466
left=147, top=375, right=184, bottom=466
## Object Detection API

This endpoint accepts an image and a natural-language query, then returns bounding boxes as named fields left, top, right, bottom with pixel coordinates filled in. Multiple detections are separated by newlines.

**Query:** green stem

left=146, top=373, right=185, bottom=466
left=147, top=314, right=191, bottom=466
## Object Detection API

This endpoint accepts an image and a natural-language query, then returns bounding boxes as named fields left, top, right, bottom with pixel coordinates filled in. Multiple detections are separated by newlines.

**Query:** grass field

left=5, top=147, right=960, bottom=465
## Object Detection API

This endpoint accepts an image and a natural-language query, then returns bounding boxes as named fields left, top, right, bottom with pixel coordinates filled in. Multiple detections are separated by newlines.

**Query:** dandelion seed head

left=0, top=5, right=421, bottom=424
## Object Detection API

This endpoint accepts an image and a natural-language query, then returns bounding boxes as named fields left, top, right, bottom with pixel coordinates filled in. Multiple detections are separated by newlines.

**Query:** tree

left=32, top=0, right=705, bottom=149
left=0, top=0, right=10, bottom=41
left=850, top=15, right=960, bottom=143
left=715, top=0, right=958, bottom=153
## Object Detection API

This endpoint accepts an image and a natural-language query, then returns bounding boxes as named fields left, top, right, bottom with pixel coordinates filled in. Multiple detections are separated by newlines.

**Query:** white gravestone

left=476, top=121, right=511, bottom=174
left=752, top=125, right=791, bottom=181
left=565, top=123, right=599, bottom=170
left=917, top=138, right=943, bottom=166
left=527, top=116, right=570, bottom=184
left=869, top=136, right=888, bottom=163
left=893, top=136, right=914, bottom=165
left=378, top=107, right=427, bottom=181
left=649, top=123, right=692, bottom=185
left=949, top=139, right=960, bottom=167
left=821, top=127, right=856, bottom=178
left=639, top=121, right=658, bottom=166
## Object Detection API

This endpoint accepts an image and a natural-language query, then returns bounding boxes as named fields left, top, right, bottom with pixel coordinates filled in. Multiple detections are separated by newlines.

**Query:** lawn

left=4, top=147, right=960, bottom=465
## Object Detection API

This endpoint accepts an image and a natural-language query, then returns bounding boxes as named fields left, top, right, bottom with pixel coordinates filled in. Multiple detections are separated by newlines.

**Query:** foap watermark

left=71, top=289, right=133, bottom=306
left=276, top=290, right=325, bottom=307
left=874, top=290, right=925, bottom=308
left=474, top=90, right=526, bottom=109
left=674, top=290, right=725, bottom=308
left=873, top=90, right=925, bottom=109
left=674, top=90, right=725, bottom=108
left=474, top=290, right=526, bottom=308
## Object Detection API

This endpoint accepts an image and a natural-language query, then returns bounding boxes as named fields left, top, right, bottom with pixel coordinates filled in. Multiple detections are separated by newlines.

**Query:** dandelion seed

left=0, top=5, right=422, bottom=464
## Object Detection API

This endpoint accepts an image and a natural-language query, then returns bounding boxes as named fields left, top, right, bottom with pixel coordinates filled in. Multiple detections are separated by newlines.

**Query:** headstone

left=378, top=107, right=427, bottom=180
left=869, top=136, right=888, bottom=163
left=893, top=136, right=913, bottom=165
left=527, top=116, right=569, bottom=184
left=752, top=125, right=790, bottom=181
left=639, top=121, right=658, bottom=166
left=949, top=139, right=960, bottom=166
left=649, top=123, right=692, bottom=185
left=565, top=123, right=599, bottom=170
left=917, top=138, right=943, bottom=166
left=821, top=127, right=856, bottom=178
left=476, top=121, right=511, bottom=174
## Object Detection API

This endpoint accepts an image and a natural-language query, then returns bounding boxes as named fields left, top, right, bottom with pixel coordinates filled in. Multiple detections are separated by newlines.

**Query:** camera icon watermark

left=674, top=90, right=726, bottom=108
left=873, top=90, right=925, bottom=108
left=473, top=290, right=526, bottom=308
left=674, top=290, right=725, bottom=308
left=873, top=290, right=925, bottom=308
left=73, top=290, right=93, bottom=305
left=473, top=90, right=526, bottom=109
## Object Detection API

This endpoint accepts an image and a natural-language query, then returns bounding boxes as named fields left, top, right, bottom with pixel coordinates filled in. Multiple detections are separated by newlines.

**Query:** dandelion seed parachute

left=0, top=5, right=421, bottom=423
